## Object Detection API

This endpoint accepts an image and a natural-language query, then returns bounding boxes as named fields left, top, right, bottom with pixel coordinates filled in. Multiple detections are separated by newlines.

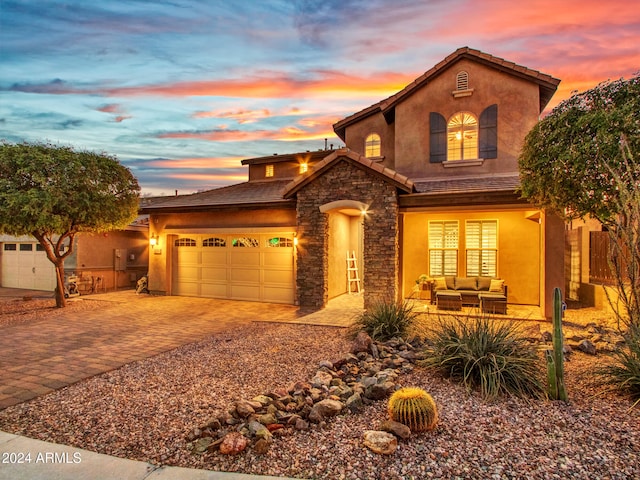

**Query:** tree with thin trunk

left=519, top=75, right=639, bottom=329
left=0, top=142, right=140, bottom=307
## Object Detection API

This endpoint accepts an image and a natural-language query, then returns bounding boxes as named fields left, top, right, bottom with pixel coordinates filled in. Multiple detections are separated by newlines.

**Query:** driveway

left=0, top=291, right=306, bottom=409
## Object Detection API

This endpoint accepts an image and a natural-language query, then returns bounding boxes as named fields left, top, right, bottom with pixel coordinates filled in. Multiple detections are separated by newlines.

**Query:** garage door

left=172, top=233, right=295, bottom=304
left=1, top=242, right=57, bottom=291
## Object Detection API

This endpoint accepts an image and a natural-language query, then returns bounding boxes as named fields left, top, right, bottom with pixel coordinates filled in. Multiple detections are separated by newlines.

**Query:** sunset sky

left=1, top=0, right=639, bottom=196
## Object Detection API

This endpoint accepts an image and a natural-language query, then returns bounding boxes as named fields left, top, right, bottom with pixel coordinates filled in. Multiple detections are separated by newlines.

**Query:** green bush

left=351, top=299, right=418, bottom=341
left=421, top=316, right=544, bottom=400
left=598, top=326, right=640, bottom=408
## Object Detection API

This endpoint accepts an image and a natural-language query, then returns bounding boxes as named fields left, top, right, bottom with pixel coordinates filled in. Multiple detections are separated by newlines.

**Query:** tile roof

left=140, top=179, right=293, bottom=212
left=412, top=173, right=521, bottom=195
left=241, top=149, right=335, bottom=165
left=283, top=148, right=415, bottom=198
left=334, top=46, right=560, bottom=139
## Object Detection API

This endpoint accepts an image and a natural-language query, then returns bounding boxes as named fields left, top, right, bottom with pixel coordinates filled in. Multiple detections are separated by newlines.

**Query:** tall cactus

left=546, top=287, right=568, bottom=401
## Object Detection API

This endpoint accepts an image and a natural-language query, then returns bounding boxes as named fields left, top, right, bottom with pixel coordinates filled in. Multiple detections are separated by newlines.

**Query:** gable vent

left=456, top=71, right=469, bottom=91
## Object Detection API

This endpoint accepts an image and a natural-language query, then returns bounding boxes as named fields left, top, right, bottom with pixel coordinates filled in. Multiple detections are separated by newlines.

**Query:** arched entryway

left=319, top=200, right=367, bottom=299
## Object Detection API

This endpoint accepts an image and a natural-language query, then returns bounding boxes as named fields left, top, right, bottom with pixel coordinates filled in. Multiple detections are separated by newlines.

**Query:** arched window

left=203, top=237, right=226, bottom=247
left=364, top=133, right=381, bottom=158
left=174, top=238, right=196, bottom=247
left=447, top=112, right=478, bottom=161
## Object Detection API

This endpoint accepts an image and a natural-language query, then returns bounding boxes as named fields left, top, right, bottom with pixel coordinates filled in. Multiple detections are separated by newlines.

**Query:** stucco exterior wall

left=65, top=230, right=148, bottom=290
left=342, top=113, right=395, bottom=169
left=343, top=59, right=542, bottom=180
left=402, top=208, right=542, bottom=305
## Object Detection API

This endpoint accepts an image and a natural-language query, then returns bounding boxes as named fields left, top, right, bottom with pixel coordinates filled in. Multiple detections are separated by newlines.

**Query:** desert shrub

left=421, top=316, right=545, bottom=400
left=351, top=299, right=418, bottom=341
left=598, top=326, right=640, bottom=408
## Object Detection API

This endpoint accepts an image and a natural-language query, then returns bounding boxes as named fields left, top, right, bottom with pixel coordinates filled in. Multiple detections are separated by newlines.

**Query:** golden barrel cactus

left=388, top=387, right=438, bottom=432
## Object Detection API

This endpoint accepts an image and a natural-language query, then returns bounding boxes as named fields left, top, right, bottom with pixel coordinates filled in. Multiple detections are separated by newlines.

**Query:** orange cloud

left=103, top=70, right=412, bottom=101
left=146, top=156, right=246, bottom=169
left=158, top=124, right=340, bottom=143
left=170, top=172, right=247, bottom=182
left=193, top=108, right=272, bottom=124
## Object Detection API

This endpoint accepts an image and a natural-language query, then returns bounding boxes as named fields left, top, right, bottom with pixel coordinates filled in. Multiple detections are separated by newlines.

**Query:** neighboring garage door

left=1, top=242, right=57, bottom=291
left=172, top=233, right=295, bottom=304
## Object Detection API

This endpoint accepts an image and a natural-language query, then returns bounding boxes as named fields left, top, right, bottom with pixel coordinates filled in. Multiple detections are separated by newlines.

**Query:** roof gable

left=333, top=46, right=560, bottom=139
left=283, top=148, right=415, bottom=199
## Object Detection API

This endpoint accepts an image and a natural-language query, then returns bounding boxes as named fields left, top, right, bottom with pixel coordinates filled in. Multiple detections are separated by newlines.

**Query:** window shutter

left=479, top=104, right=498, bottom=159
left=429, top=112, right=447, bottom=163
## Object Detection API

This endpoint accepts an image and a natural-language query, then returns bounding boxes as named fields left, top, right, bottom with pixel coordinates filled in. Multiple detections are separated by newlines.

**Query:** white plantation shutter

left=428, top=221, right=458, bottom=276
left=466, top=220, right=497, bottom=277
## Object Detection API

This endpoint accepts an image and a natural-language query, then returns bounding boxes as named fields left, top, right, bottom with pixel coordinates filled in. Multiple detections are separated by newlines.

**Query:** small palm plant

left=421, top=316, right=545, bottom=400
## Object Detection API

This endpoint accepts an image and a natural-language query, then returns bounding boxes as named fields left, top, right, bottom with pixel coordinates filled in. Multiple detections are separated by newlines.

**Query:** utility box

left=114, top=249, right=127, bottom=271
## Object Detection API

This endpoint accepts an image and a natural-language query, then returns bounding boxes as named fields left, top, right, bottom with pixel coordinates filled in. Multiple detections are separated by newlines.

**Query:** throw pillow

left=489, top=279, right=504, bottom=293
left=455, top=277, right=477, bottom=291
left=477, top=276, right=492, bottom=291
left=433, top=277, right=447, bottom=290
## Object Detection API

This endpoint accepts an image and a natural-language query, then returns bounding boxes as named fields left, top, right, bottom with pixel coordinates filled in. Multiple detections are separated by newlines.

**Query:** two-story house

left=141, top=47, right=563, bottom=317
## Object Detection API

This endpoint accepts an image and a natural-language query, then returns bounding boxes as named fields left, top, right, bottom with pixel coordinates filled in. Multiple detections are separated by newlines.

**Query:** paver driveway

left=0, top=291, right=304, bottom=409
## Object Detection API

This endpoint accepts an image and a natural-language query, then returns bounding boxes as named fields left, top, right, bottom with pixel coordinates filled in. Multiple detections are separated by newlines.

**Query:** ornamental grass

left=420, top=315, right=545, bottom=400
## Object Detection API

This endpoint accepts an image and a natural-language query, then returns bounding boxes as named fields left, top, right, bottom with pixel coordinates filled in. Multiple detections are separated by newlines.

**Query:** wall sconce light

left=150, top=234, right=159, bottom=248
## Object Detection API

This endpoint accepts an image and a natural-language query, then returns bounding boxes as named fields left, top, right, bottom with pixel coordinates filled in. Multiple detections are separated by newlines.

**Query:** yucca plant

left=598, top=325, right=640, bottom=408
left=421, top=316, right=545, bottom=400
left=350, top=299, right=418, bottom=341
left=388, top=387, right=438, bottom=432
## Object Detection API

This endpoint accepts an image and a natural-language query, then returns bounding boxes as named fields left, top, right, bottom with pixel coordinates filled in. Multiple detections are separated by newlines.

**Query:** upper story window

left=447, top=112, right=478, bottom=161
left=429, top=104, right=497, bottom=164
left=364, top=133, right=381, bottom=158
left=265, top=164, right=274, bottom=177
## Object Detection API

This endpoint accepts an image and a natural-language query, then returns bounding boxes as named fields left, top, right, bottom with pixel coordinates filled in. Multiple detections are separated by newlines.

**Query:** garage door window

left=232, top=237, right=259, bottom=247
left=175, top=238, right=196, bottom=247
left=20, top=244, right=33, bottom=251
left=267, top=237, right=293, bottom=247
left=4, top=244, right=17, bottom=251
left=203, top=237, right=226, bottom=247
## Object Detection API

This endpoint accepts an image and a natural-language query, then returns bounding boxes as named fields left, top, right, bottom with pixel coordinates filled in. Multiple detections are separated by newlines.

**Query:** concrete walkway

left=0, top=289, right=362, bottom=479
left=0, top=430, right=288, bottom=480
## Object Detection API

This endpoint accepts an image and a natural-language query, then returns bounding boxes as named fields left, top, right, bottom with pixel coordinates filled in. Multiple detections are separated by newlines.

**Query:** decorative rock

left=252, top=394, right=273, bottom=406
left=363, top=430, right=397, bottom=455
left=380, top=420, right=411, bottom=440
left=351, top=331, right=373, bottom=354
left=577, top=339, right=597, bottom=355
left=365, top=381, right=395, bottom=400
left=345, top=392, right=364, bottom=413
left=319, top=360, right=334, bottom=369
left=258, top=413, right=278, bottom=426
left=311, top=370, right=333, bottom=387
left=308, top=399, right=343, bottom=423
left=191, top=437, right=213, bottom=454
left=219, top=432, right=248, bottom=455
left=253, top=438, right=271, bottom=455
left=235, top=400, right=256, bottom=418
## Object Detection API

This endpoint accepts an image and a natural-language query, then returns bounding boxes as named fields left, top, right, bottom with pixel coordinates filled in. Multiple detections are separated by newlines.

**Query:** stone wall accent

left=295, top=158, right=399, bottom=310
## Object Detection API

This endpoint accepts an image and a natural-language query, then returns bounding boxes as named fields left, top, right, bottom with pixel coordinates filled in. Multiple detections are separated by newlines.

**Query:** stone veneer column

left=295, top=158, right=399, bottom=311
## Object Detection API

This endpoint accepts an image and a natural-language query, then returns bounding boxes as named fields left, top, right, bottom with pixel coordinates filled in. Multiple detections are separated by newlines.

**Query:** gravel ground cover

left=0, top=297, right=638, bottom=479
